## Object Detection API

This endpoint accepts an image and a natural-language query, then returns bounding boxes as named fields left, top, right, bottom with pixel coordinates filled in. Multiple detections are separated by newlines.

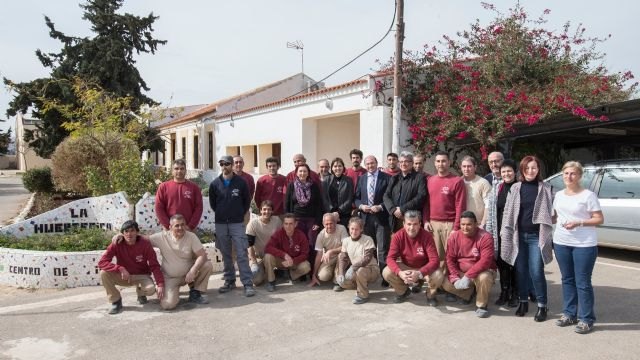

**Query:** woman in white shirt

left=552, top=161, right=604, bottom=335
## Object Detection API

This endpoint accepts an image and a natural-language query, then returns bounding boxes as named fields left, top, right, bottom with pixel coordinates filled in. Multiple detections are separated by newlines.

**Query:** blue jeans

left=554, top=244, right=597, bottom=325
left=215, top=223, right=253, bottom=287
left=515, top=232, right=547, bottom=305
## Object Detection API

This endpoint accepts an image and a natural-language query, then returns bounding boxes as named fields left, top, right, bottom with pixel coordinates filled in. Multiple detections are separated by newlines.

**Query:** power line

left=285, top=0, right=398, bottom=99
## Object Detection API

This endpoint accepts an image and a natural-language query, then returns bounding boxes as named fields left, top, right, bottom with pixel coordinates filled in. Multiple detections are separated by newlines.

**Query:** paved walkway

left=0, top=248, right=639, bottom=359
left=0, top=174, right=31, bottom=226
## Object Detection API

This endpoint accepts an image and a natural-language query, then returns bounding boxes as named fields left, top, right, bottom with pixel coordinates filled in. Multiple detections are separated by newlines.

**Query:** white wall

left=215, top=83, right=376, bottom=176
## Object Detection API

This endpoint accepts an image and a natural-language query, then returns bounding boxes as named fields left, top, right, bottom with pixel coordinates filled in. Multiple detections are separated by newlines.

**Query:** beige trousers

left=263, top=253, right=311, bottom=283
left=442, top=270, right=496, bottom=307
left=317, top=255, right=339, bottom=282
left=341, top=266, right=380, bottom=298
left=382, top=263, right=444, bottom=299
left=100, top=270, right=156, bottom=303
left=160, top=261, right=214, bottom=310
left=431, top=220, right=454, bottom=270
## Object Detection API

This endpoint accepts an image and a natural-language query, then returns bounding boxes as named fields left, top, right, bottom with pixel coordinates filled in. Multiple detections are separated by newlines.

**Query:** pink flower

left=435, top=135, right=446, bottom=142
left=526, top=114, right=541, bottom=125
left=571, top=107, right=590, bottom=117
left=505, top=91, right=516, bottom=101
left=456, top=131, right=469, bottom=139
left=493, top=26, right=503, bottom=35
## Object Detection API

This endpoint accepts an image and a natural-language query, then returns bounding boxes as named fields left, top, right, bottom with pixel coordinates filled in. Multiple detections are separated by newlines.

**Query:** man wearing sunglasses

left=209, top=155, right=257, bottom=297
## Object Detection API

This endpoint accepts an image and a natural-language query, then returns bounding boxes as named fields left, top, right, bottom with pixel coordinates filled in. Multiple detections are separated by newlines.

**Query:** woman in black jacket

left=321, top=157, right=354, bottom=227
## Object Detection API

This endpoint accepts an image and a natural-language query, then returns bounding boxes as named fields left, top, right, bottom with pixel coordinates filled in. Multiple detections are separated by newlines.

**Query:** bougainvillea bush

left=384, top=3, right=637, bottom=159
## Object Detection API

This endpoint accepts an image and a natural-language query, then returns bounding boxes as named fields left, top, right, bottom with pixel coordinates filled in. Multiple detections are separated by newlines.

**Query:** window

left=547, top=169, right=596, bottom=195
left=598, top=168, right=640, bottom=199
left=253, top=145, right=258, bottom=168
left=272, top=143, right=281, bottom=164
left=170, top=138, right=176, bottom=163
left=181, top=138, right=186, bottom=160
left=193, top=135, right=199, bottom=168
left=208, top=131, right=214, bottom=169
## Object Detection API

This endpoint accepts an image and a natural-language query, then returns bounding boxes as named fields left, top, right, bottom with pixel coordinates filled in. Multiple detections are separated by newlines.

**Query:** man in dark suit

left=383, top=151, right=427, bottom=232
left=355, top=155, right=391, bottom=286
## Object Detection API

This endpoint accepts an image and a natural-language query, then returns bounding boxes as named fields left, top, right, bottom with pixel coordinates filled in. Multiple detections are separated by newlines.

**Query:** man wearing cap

left=209, top=155, right=257, bottom=297
left=155, top=158, right=203, bottom=231
left=99, top=220, right=164, bottom=314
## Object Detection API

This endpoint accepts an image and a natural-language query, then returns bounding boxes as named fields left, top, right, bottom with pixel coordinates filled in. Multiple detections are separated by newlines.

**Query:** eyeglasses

left=219, top=162, right=232, bottom=166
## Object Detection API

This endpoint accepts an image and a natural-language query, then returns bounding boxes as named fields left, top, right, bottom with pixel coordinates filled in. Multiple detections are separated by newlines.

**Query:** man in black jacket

left=209, top=155, right=256, bottom=297
left=383, top=151, right=427, bottom=232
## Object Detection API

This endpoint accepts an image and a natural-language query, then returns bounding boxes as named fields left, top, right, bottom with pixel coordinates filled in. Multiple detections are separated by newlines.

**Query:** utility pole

left=391, top=0, right=404, bottom=153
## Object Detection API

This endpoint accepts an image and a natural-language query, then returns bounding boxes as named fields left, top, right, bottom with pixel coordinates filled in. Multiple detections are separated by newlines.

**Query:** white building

left=152, top=72, right=411, bottom=181
left=15, top=113, right=52, bottom=171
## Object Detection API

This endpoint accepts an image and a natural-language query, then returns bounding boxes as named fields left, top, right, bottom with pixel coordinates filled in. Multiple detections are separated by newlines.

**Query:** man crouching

left=99, top=220, right=164, bottom=314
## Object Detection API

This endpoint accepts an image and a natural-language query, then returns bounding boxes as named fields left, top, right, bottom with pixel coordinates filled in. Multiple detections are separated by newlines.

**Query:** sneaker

left=445, top=293, right=458, bottom=303
left=108, top=299, right=123, bottom=315
left=266, top=281, right=276, bottom=292
left=411, top=281, right=424, bottom=293
left=556, top=315, right=578, bottom=327
left=188, top=290, right=209, bottom=304
left=244, top=285, right=256, bottom=297
left=426, top=297, right=438, bottom=307
left=137, top=296, right=148, bottom=305
left=393, top=288, right=412, bottom=303
left=333, top=284, right=344, bottom=292
left=574, top=321, right=594, bottom=334
left=380, top=280, right=390, bottom=288
left=457, top=297, right=472, bottom=305
left=476, top=306, right=489, bottom=318
left=352, top=296, right=368, bottom=305
left=218, top=281, right=237, bottom=294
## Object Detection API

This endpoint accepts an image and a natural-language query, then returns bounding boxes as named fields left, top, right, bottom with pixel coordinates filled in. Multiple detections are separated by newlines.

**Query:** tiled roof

left=218, top=78, right=369, bottom=119
left=156, top=73, right=315, bottom=129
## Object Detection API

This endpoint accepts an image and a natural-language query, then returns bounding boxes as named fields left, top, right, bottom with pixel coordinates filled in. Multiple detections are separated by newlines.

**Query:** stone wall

left=0, top=192, right=133, bottom=238
left=134, top=192, right=215, bottom=233
left=0, top=244, right=224, bottom=289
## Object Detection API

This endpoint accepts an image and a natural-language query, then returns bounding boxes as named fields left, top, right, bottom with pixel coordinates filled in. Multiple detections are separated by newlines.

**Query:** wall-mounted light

left=325, top=98, right=333, bottom=110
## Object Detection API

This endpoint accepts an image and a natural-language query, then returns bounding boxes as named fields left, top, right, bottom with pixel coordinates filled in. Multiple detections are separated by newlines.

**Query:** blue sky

left=1, top=0, right=638, bottom=133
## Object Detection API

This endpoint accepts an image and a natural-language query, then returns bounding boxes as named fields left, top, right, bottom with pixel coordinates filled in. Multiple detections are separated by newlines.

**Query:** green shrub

left=0, top=227, right=112, bottom=252
left=51, top=133, right=138, bottom=195
left=87, top=158, right=167, bottom=203
left=22, top=167, right=55, bottom=193
left=188, top=174, right=208, bottom=190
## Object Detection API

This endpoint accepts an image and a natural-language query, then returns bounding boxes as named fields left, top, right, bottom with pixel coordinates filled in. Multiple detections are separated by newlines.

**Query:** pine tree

left=3, top=0, right=166, bottom=157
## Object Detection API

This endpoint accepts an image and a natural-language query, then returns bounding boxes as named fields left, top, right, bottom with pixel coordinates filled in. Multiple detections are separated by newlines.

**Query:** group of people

left=97, top=149, right=603, bottom=334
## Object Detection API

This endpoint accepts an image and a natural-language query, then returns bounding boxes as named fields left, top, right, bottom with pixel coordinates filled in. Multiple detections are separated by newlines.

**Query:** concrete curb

left=11, top=192, right=36, bottom=224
